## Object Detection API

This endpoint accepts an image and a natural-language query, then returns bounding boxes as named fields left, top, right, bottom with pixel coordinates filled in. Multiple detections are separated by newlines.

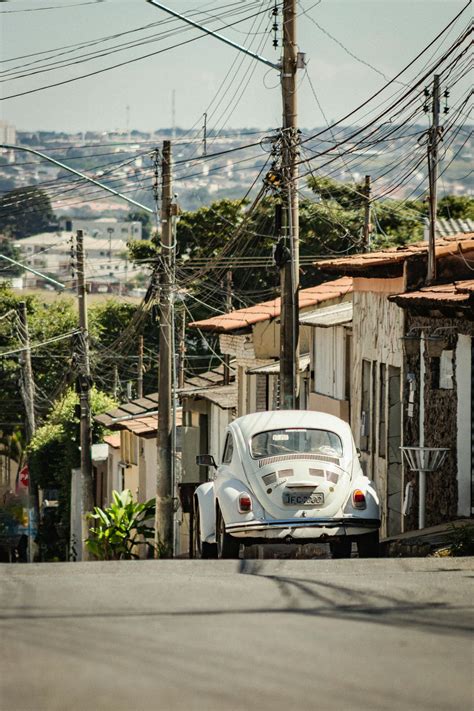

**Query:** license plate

left=282, top=491, right=324, bottom=506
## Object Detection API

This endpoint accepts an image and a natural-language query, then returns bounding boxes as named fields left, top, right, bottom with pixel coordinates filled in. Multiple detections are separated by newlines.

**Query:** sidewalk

left=381, top=519, right=473, bottom=557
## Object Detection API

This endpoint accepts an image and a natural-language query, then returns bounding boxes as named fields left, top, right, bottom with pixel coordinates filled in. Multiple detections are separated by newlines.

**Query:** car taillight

left=238, top=493, right=252, bottom=513
left=352, top=489, right=366, bottom=509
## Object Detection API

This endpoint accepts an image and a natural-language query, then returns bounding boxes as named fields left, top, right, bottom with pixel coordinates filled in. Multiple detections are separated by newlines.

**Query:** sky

left=0, top=0, right=470, bottom=133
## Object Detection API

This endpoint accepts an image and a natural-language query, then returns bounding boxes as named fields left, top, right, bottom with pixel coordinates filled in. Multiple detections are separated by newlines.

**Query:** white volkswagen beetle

left=193, top=410, right=380, bottom=559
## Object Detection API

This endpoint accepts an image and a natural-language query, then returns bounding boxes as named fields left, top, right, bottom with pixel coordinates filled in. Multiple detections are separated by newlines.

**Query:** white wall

left=314, top=325, right=346, bottom=400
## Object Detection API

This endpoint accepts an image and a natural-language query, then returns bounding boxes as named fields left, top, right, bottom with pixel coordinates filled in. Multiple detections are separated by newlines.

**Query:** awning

left=299, top=301, right=352, bottom=327
left=246, top=354, right=310, bottom=375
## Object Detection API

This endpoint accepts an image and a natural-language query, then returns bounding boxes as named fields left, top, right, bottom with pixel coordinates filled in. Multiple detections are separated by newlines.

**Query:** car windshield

left=251, top=428, right=343, bottom=459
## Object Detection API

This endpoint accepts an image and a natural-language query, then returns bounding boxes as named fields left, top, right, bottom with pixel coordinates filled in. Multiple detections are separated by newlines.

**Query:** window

left=222, top=434, right=234, bottom=464
left=251, top=428, right=343, bottom=459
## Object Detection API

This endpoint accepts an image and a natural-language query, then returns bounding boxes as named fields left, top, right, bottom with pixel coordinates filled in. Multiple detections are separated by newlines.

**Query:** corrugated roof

left=389, top=279, right=474, bottom=307
left=246, top=354, right=311, bottom=375
left=424, top=218, right=474, bottom=237
left=314, top=233, right=474, bottom=277
left=299, top=301, right=353, bottom=327
left=189, top=277, right=353, bottom=333
left=181, top=384, right=237, bottom=410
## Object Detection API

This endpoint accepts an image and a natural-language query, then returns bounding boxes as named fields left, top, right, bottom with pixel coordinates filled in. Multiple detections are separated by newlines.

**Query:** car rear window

left=251, top=428, right=343, bottom=459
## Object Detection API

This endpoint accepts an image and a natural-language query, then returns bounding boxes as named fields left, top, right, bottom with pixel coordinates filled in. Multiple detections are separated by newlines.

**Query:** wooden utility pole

left=137, top=335, right=144, bottom=399
left=75, top=230, right=93, bottom=547
left=427, top=74, right=441, bottom=284
left=362, top=175, right=372, bottom=251
left=156, top=141, right=174, bottom=557
left=280, top=0, right=299, bottom=410
left=223, top=270, right=232, bottom=386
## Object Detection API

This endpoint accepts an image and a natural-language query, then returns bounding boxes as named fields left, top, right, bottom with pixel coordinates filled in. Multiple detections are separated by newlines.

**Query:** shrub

left=86, top=489, right=156, bottom=560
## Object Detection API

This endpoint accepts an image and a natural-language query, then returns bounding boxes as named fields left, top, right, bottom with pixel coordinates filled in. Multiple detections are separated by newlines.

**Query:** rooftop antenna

left=126, top=105, right=130, bottom=142
left=171, top=90, right=176, bottom=139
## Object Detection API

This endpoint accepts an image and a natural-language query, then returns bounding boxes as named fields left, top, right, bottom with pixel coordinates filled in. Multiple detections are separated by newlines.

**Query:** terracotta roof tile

left=389, top=279, right=474, bottom=307
left=189, top=277, right=353, bottom=333
left=103, top=433, right=121, bottom=448
left=314, top=233, right=474, bottom=276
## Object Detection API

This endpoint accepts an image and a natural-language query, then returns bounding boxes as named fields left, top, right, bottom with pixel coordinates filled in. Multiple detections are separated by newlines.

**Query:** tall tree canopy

left=0, top=187, right=55, bottom=239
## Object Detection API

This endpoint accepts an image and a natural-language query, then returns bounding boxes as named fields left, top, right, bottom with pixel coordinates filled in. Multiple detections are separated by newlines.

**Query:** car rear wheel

left=330, top=538, right=352, bottom=559
left=357, top=530, right=380, bottom=558
left=193, top=499, right=217, bottom=559
left=216, top=505, right=240, bottom=559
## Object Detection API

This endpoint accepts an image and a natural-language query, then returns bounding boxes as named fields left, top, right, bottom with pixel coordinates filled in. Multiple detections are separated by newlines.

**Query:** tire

left=216, top=505, right=241, bottom=559
left=193, top=499, right=217, bottom=559
left=330, top=538, right=352, bottom=559
left=357, top=530, right=380, bottom=558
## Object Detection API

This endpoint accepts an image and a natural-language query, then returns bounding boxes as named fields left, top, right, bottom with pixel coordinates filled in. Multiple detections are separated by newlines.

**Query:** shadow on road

left=0, top=561, right=472, bottom=639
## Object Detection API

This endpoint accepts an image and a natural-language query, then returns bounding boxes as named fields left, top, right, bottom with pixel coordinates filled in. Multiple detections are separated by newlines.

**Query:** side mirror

left=196, top=454, right=217, bottom=468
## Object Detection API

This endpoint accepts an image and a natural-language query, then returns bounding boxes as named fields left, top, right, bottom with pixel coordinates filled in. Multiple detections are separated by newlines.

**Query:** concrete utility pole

left=137, top=335, right=144, bottom=399
left=75, top=230, right=94, bottom=550
left=156, top=141, right=174, bottom=557
left=427, top=74, right=441, bottom=284
left=362, top=175, right=372, bottom=251
left=18, top=301, right=36, bottom=562
left=223, top=270, right=232, bottom=386
left=280, top=0, right=300, bottom=409
left=17, top=302, right=36, bottom=441
left=203, top=112, right=208, bottom=157
left=178, top=310, right=186, bottom=390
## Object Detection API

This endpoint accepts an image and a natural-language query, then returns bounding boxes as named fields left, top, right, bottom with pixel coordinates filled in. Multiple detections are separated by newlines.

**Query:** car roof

left=230, top=410, right=352, bottom=441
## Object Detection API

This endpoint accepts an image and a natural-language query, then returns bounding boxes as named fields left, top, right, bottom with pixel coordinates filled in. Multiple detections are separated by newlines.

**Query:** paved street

left=0, top=558, right=472, bottom=711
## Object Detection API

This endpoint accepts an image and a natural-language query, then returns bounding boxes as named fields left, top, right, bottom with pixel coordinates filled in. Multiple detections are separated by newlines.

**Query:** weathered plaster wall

left=403, top=313, right=474, bottom=528
left=351, top=289, right=405, bottom=536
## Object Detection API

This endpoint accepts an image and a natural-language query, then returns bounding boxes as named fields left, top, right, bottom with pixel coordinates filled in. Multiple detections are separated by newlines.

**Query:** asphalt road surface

left=0, top=558, right=472, bottom=711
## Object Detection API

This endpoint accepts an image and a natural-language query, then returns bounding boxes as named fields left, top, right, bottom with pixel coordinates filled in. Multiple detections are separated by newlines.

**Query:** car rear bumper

left=226, top=517, right=380, bottom=540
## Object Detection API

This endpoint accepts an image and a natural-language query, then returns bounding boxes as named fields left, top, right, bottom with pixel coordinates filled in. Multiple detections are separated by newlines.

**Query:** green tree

left=127, top=210, right=153, bottom=240
left=0, top=237, right=24, bottom=277
left=28, top=387, right=116, bottom=561
left=0, top=187, right=55, bottom=239
left=438, top=195, right=474, bottom=220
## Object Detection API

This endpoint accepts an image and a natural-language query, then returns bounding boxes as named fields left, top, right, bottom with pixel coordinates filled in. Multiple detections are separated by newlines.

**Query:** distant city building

left=16, top=231, right=143, bottom=290
left=0, top=121, right=16, bottom=145
left=59, top=217, right=143, bottom=241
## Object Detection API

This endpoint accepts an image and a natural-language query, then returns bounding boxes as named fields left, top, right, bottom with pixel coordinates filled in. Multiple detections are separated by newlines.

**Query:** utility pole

left=18, top=301, right=36, bottom=563
left=203, top=112, right=207, bottom=157
left=178, top=310, right=186, bottom=390
left=427, top=74, right=441, bottom=284
left=362, top=175, right=372, bottom=251
left=137, top=335, right=144, bottom=399
left=223, top=270, right=232, bottom=386
left=18, top=302, right=36, bottom=441
left=280, top=0, right=299, bottom=410
left=75, top=230, right=93, bottom=553
left=156, top=141, right=174, bottom=557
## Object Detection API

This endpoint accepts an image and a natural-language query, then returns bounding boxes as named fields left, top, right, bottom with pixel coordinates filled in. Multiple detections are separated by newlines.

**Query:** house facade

left=390, top=280, right=474, bottom=527
left=317, top=233, right=474, bottom=536
left=189, top=278, right=353, bottom=418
